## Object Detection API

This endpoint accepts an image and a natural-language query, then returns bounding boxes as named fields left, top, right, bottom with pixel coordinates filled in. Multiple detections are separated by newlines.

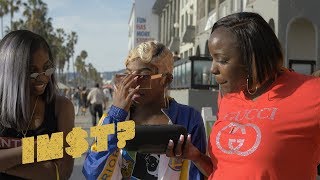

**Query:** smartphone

left=113, top=74, right=151, bottom=89
left=123, top=124, right=188, bottom=154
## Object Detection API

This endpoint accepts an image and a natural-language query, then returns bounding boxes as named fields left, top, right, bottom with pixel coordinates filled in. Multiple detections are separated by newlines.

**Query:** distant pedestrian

left=73, top=87, right=81, bottom=116
left=87, top=83, right=107, bottom=126
left=80, top=86, right=88, bottom=116
left=102, top=88, right=111, bottom=109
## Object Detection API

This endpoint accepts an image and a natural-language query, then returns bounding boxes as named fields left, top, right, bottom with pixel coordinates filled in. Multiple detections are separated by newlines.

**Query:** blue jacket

left=82, top=100, right=207, bottom=180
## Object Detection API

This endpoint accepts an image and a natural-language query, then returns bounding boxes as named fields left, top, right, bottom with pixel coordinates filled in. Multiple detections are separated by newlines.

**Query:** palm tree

left=22, top=0, right=50, bottom=36
left=66, top=31, right=78, bottom=85
left=52, top=28, right=67, bottom=78
left=8, top=0, right=21, bottom=30
left=0, top=0, right=9, bottom=38
left=75, top=50, right=88, bottom=86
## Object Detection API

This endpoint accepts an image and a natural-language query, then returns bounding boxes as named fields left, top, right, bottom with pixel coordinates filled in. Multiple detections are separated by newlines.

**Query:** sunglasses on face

left=113, top=74, right=164, bottom=89
left=30, top=67, right=56, bottom=79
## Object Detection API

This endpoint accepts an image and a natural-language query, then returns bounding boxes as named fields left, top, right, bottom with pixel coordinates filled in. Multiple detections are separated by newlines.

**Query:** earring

left=163, top=91, right=170, bottom=108
left=246, top=77, right=257, bottom=95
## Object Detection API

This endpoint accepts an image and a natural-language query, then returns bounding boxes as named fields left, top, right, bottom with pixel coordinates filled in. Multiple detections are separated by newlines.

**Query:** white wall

left=245, top=0, right=279, bottom=36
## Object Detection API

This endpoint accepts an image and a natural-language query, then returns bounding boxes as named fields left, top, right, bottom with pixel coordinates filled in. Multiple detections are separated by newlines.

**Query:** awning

left=182, top=26, right=195, bottom=43
left=205, top=12, right=217, bottom=31
left=168, top=37, right=180, bottom=52
left=152, top=0, right=169, bottom=14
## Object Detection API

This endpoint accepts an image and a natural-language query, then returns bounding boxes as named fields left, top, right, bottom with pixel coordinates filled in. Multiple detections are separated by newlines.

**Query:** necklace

left=21, top=96, right=39, bottom=138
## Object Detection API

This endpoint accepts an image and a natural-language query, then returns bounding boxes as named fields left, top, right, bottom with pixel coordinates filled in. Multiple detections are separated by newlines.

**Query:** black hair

left=210, top=12, right=283, bottom=88
left=0, top=30, right=57, bottom=129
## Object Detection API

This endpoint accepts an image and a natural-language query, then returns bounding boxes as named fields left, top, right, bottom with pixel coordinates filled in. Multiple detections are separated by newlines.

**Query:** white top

left=87, top=87, right=106, bottom=105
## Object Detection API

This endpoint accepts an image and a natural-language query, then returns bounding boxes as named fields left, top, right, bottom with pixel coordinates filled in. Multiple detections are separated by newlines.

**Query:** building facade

left=152, top=0, right=180, bottom=54
left=195, top=0, right=247, bottom=58
left=128, top=0, right=159, bottom=51
left=246, top=0, right=320, bottom=74
left=132, top=0, right=320, bottom=113
left=151, top=0, right=320, bottom=74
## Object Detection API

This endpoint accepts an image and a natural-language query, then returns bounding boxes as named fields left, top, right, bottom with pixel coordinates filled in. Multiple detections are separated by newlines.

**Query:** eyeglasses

left=113, top=74, right=164, bottom=89
left=30, top=67, right=56, bottom=79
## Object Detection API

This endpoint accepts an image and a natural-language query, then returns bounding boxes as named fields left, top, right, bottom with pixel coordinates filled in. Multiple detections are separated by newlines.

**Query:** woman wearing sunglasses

left=0, top=30, right=74, bottom=179
left=83, top=41, right=207, bottom=180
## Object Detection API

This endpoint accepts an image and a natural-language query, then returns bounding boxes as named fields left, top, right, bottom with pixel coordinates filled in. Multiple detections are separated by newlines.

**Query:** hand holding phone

left=123, top=124, right=188, bottom=154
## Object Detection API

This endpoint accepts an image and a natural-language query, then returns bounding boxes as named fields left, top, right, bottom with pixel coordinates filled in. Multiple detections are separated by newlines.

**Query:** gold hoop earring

left=246, top=78, right=257, bottom=95
left=163, top=91, right=169, bottom=108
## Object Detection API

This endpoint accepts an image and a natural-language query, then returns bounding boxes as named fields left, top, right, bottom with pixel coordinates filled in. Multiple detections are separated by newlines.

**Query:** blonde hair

left=312, top=70, right=320, bottom=77
left=125, top=41, right=174, bottom=74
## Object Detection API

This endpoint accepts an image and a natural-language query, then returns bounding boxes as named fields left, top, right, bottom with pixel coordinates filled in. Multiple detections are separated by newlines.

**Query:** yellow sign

left=22, top=120, right=135, bottom=164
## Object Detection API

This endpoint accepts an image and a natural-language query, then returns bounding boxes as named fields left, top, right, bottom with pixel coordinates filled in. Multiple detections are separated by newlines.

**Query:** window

left=197, top=0, right=205, bottom=19
left=173, top=66, right=177, bottom=86
left=186, top=62, right=191, bottom=85
left=188, top=48, right=193, bottom=56
left=177, top=65, right=181, bottom=86
left=193, top=61, right=215, bottom=85
left=184, top=51, right=188, bottom=59
left=181, top=14, right=184, bottom=33
left=208, top=0, right=215, bottom=12
left=185, top=12, right=188, bottom=26
left=189, top=5, right=193, bottom=25
left=289, top=60, right=316, bottom=75
left=181, top=63, right=186, bottom=85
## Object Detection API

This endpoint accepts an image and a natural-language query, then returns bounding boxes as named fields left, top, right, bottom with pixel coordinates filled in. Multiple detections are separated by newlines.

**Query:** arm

left=4, top=161, right=57, bottom=180
left=189, top=111, right=210, bottom=179
left=82, top=105, right=128, bottom=180
left=87, top=90, right=92, bottom=102
left=191, top=151, right=214, bottom=177
left=0, top=147, right=23, bottom=171
left=167, top=134, right=214, bottom=178
left=83, top=74, right=139, bottom=179
left=5, top=96, right=75, bottom=180
left=54, top=95, right=75, bottom=179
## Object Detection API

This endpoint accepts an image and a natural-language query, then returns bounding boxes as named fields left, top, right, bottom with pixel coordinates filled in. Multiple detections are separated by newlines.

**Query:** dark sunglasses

left=30, top=67, right=56, bottom=79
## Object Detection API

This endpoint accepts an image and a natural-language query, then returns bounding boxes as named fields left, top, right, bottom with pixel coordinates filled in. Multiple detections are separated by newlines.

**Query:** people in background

left=87, top=83, right=107, bottom=126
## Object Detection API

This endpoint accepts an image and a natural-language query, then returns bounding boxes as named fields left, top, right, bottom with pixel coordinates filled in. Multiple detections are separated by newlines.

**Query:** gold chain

left=21, top=96, right=39, bottom=138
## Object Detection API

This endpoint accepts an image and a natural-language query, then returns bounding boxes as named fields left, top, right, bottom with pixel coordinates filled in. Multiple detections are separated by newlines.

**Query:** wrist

left=108, top=105, right=128, bottom=123
left=190, top=149, right=202, bottom=162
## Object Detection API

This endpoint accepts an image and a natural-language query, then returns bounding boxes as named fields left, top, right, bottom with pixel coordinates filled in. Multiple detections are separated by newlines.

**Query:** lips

left=33, top=83, right=47, bottom=92
left=215, top=78, right=227, bottom=85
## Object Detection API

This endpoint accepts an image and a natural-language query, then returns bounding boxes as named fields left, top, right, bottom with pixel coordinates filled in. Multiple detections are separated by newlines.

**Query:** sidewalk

left=69, top=113, right=94, bottom=180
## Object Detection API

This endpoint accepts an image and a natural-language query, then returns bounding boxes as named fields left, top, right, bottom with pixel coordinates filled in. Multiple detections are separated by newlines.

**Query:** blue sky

left=3, top=0, right=132, bottom=72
